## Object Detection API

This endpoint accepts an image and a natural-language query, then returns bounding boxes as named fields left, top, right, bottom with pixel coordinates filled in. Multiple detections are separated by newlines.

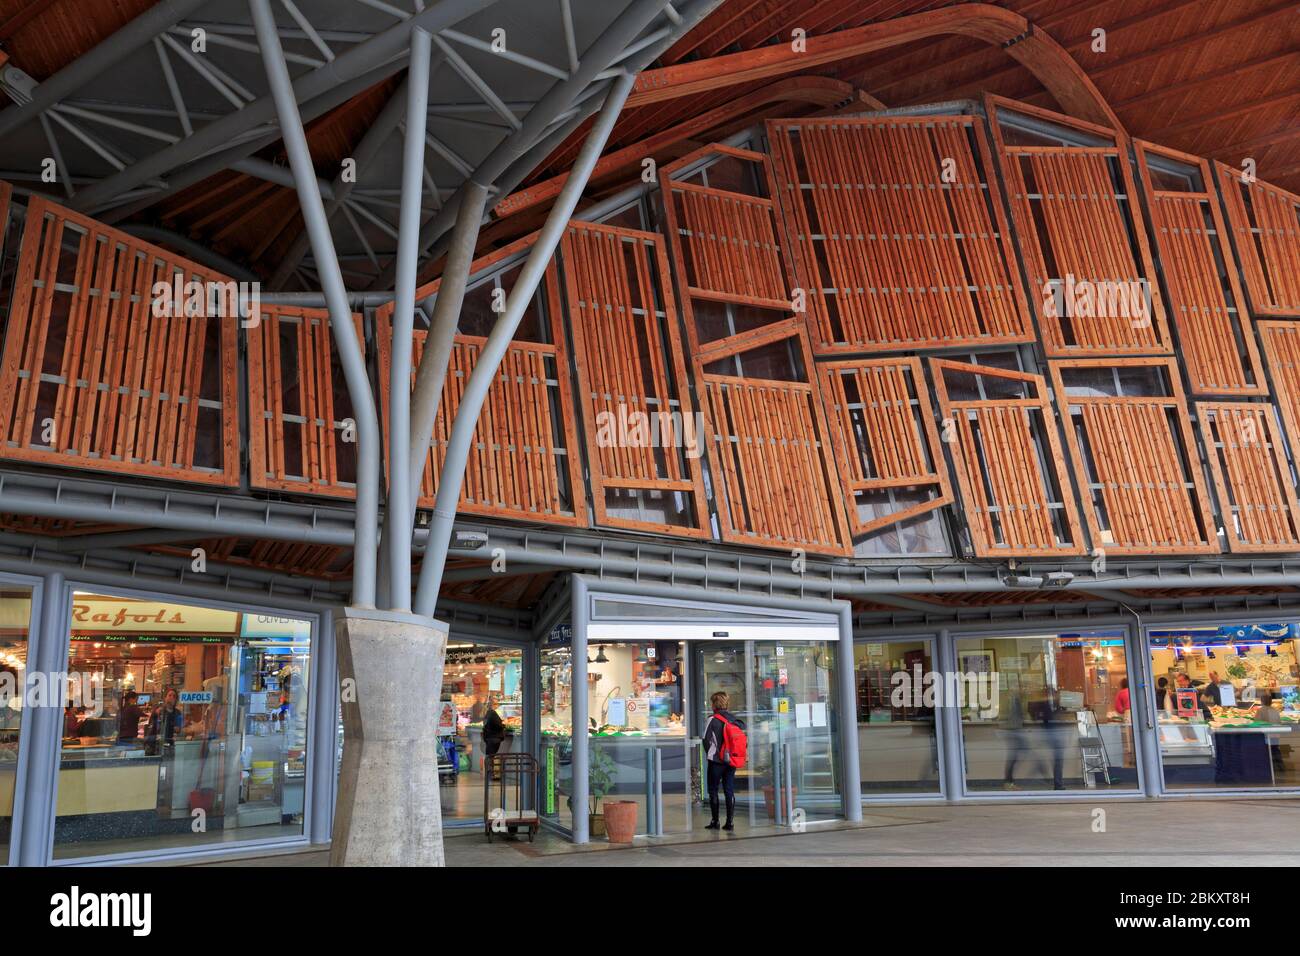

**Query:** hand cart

left=484, top=753, right=539, bottom=842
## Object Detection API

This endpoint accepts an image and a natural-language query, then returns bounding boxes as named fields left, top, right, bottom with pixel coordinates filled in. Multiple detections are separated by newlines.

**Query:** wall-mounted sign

left=179, top=691, right=212, bottom=705
left=547, top=623, right=572, bottom=646
left=69, top=597, right=239, bottom=636
left=240, top=615, right=311, bottom=641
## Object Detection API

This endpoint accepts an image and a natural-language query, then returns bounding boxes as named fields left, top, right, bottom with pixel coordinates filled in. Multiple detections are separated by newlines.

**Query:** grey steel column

left=16, top=571, right=69, bottom=865
left=522, top=640, right=538, bottom=810
left=405, top=182, right=490, bottom=508
left=252, top=0, right=381, bottom=608
left=1129, top=621, right=1163, bottom=796
left=270, top=81, right=410, bottom=290
left=383, top=27, right=434, bottom=612
left=936, top=628, right=965, bottom=801
left=571, top=576, right=589, bottom=843
left=836, top=604, right=863, bottom=821
left=412, top=71, right=637, bottom=616
left=308, top=607, right=339, bottom=844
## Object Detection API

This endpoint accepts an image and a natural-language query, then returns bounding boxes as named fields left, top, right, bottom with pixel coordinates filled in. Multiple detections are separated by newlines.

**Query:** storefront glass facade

left=954, top=631, right=1137, bottom=793
left=539, top=627, right=574, bottom=832
left=1149, top=623, right=1300, bottom=790
left=0, top=588, right=32, bottom=862
left=52, top=593, right=311, bottom=860
left=854, top=639, right=941, bottom=794
left=440, top=642, right=524, bottom=824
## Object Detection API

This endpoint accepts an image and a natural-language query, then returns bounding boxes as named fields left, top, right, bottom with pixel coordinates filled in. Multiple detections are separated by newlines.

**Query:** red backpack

left=714, top=712, right=748, bottom=769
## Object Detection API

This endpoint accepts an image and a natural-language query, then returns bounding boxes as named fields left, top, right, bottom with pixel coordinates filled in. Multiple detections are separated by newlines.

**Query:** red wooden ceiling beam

left=626, top=3, right=1121, bottom=131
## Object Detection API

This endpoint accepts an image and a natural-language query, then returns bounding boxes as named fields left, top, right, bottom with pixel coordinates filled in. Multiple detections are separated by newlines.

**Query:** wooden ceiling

left=534, top=0, right=1300, bottom=191
left=1, top=0, right=1295, bottom=280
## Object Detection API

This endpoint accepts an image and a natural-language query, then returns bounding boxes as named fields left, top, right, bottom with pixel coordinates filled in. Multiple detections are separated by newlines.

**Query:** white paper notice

left=811, top=702, right=828, bottom=727
left=795, top=703, right=811, bottom=728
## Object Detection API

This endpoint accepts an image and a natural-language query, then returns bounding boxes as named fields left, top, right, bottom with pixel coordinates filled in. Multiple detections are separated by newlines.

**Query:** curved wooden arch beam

left=494, top=75, right=864, bottom=217
left=627, top=3, right=1122, bottom=132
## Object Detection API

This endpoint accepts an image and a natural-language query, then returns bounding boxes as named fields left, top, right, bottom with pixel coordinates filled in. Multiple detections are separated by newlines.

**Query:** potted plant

left=761, top=781, right=798, bottom=820
left=586, top=744, right=616, bottom=837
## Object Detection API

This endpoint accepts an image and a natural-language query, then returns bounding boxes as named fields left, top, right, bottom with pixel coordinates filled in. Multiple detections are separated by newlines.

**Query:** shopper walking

left=702, top=691, right=746, bottom=831
left=482, top=697, right=506, bottom=778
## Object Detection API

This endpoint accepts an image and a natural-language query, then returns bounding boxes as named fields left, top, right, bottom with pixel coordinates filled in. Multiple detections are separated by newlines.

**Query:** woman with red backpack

left=702, top=691, right=747, bottom=831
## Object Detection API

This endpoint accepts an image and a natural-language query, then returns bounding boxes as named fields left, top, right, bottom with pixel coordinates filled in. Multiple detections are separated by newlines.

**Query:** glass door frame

left=852, top=632, right=950, bottom=802
left=570, top=575, right=856, bottom=844
left=941, top=622, right=1149, bottom=799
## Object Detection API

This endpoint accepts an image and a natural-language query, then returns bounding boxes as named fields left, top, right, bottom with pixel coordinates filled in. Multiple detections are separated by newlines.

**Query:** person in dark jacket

left=117, top=690, right=144, bottom=742
left=481, top=697, right=506, bottom=772
left=144, top=688, right=183, bottom=755
left=702, top=691, right=745, bottom=831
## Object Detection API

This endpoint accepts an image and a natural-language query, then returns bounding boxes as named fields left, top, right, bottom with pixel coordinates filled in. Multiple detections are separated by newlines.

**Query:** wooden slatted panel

left=0, top=195, right=239, bottom=485
left=375, top=237, right=586, bottom=527
left=247, top=304, right=360, bottom=498
left=562, top=220, right=709, bottom=536
left=659, top=145, right=850, bottom=554
left=420, top=336, right=579, bottom=523
left=931, top=359, right=1084, bottom=557
left=703, top=373, right=845, bottom=553
left=667, top=179, right=788, bottom=310
left=818, top=356, right=952, bottom=536
left=990, top=101, right=1171, bottom=356
left=1216, top=164, right=1300, bottom=316
left=1197, top=402, right=1300, bottom=553
left=1049, top=359, right=1217, bottom=555
left=1258, top=322, right=1300, bottom=457
left=767, top=116, right=1032, bottom=353
left=1135, top=144, right=1265, bottom=395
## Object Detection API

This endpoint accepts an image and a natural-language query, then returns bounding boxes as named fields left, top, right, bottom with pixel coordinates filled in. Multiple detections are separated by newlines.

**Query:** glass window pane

left=442, top=642, right=524, bottom=824
left=855, top=640, right=940, bottom=793
left=0, top=589, right=32, bottom=863
left=53, top=594, right=311, bottom=860
left=957, top=631, right=1136, bottom=792
left=1150, top=624, right=1300, bottom=790
left=539, top=627, right=573, bottom=830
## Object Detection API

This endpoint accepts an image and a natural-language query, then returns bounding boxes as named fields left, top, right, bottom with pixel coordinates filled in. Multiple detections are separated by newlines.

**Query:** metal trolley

left=484, top=753, right=540, bottom=842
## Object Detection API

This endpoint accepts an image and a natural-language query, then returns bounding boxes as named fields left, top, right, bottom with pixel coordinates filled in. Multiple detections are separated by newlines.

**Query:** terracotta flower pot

left=602, top=799, right=638, bottom=843
left=762, top=784, right=798, bottom=820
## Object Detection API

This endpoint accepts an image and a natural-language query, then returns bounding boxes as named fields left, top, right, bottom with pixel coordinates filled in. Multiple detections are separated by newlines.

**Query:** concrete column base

left=331, top=607, right=448, bottom=867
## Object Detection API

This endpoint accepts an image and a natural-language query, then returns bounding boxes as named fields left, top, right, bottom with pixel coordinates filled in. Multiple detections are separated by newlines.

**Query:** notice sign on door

left=436, top=702, right=456, bottom=736
left=778, top=668, right=788, bottom=686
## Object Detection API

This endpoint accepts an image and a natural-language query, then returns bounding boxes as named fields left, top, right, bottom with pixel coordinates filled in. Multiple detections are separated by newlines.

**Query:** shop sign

left=70, top=598, right=239, bottom=636
left=240, top=615, right=311, bottom=641
left=179, top=691, right=212, bottom=705
left=547, top=623, right=572, bottom=646
left=0, top=597, right=31, bottom=631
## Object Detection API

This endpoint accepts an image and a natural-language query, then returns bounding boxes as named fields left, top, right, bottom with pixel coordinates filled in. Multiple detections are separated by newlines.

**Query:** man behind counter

left=117, top=690, right=144, bottom=743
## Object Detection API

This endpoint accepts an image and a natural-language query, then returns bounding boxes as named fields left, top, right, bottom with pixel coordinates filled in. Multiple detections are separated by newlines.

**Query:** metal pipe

left=383, top=0, right=679, bottom=286
left=0, top=0, right=211, bottom=140
left=251, top=0, right=382, bottom=608
left=119, top=224, right=259, bottom=280
left=72, top=0, right=498, bottom=213
left=100, top=62, right=403, bottom=225
left=406, top=182, right=489, bottom=503
left=412, top=71, right=637, bottom=616
left=270, top=79, right=410, bottom=290
left=382, top=27, right=434, bottom=612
